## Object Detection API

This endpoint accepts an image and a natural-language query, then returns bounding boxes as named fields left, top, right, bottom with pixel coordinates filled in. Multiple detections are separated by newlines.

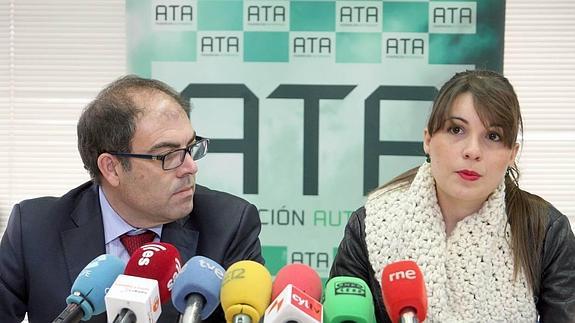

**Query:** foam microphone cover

left=171, top=256, right=225, bottom=320
left=220, top=260, right=272, bottom=322
left=323, top=276, right=376, bottom=323
left=381, top=260, right=427, bottom=322
left=272, top=263, right=322, bottom=301
left=124, top=242, right=182, bottom=304
left=66, top=254, right=125, bottom=320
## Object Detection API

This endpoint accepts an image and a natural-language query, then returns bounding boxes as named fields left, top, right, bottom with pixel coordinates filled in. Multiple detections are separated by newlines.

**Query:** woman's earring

left=425, top=154, right=431, bottom=163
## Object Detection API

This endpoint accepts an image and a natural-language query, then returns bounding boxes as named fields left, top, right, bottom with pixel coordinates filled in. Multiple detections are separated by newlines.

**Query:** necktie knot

left=120, top=230, right=156, bottom=256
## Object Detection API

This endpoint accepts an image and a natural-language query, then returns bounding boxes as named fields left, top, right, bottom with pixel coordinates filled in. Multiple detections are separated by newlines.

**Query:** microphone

left=263, top=263, right=323, bottom=323
left=322, top=276, right=376, bottom=323
left=264, top=284, right=322, bottom=323
left=52, top=254, right=125, bottom=323
left=381, top=260, right=427, bottom=323
left=105, top=242, right=182, bottom=323
left=220, top=260, right=272, bottom=323
left=271, top=263, right=322, bottom=301
left=171, top=256, right=225, bottom=323
left=105, top=274, right=162, bottom=323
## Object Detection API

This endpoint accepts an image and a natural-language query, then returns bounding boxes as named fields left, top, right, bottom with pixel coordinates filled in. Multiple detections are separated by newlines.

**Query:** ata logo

left=385, top=38, right=425, bottom=56
left=339, top=6, right=379, bottom=24
left=155, top=4, right=193, bottom=23
left=334, top=281, right=366, bottom=297
left=292, top=37, right=332, bottom=55
left=247, top=5, right=286, bottom=23
left=200, top=35, right=240, bottom=54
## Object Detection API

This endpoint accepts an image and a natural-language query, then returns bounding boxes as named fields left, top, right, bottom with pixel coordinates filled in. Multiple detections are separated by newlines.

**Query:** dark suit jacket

left=0, top=181, right=264, bottom=323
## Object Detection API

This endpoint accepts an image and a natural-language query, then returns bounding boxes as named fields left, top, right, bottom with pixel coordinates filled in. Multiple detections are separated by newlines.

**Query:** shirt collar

left=99, top=186, right=162, bottom=244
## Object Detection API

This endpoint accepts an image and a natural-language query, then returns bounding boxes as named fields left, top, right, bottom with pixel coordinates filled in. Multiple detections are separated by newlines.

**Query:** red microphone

left=264, top=263, right=323, bottom=323
left=381, top=260, right=427, bottom=323
left=271, top=263, right=322, bottom=301
left=124, top=242, right=182, bottom=303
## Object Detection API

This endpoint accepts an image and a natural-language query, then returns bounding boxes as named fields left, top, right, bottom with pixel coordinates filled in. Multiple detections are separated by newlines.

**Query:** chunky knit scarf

left=364, top=162, right=536, bottom=322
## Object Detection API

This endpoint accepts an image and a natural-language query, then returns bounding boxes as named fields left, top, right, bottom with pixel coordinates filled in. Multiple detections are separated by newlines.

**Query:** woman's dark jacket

left=330, top=204, right=575, bottom=322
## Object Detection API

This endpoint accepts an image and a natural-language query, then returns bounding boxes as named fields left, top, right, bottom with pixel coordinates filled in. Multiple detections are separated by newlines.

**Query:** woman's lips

left=457, top=170, right=481, bottom=181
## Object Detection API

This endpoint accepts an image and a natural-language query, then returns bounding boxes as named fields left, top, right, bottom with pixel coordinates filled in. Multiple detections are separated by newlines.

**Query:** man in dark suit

left=0, top=76, right=263, bottom=322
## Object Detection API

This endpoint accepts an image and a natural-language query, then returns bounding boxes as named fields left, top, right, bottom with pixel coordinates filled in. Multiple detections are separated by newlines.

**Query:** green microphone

left=323, top=276, right=376, bottom=323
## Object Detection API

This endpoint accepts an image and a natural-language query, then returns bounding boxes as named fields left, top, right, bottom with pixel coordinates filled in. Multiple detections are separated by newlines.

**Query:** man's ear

left=423, top=128, right=431, bottom=155
left=97, top=153, right=121, bottom=187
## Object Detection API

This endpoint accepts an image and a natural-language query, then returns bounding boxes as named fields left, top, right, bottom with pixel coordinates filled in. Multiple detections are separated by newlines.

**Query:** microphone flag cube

left=105, top=274, right=161, bottom=323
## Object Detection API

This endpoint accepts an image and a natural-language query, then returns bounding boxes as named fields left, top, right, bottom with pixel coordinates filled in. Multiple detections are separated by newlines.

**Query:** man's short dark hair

left=77, top=75, right=190, bottom=184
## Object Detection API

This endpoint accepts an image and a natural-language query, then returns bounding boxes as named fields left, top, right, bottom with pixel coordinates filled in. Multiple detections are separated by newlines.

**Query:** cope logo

left=334, top=281, right=366, bottom=297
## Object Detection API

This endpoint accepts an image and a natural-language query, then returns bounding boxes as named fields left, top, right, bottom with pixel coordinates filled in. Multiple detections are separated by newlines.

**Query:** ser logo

left=137, top=243, right=167, bottom=266
left=334, top=281, right=366, bottom=297
left=155, top=4, right=193, bottom=24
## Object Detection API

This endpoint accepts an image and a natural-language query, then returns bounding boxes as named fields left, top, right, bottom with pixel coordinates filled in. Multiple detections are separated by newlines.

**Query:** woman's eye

left=448, top=126, right=463, bottom=135
left=488, top=132, right=501, bottom=141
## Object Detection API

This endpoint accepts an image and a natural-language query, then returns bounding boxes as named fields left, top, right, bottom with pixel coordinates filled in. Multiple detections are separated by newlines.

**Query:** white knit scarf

left=364, top=162, right=536, bottom=322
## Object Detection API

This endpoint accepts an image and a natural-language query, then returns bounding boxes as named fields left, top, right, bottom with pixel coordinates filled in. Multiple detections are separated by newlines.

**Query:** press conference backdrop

left=126, top=0, right=505, bottom=278
left=1, top=0, right=574, bottom=282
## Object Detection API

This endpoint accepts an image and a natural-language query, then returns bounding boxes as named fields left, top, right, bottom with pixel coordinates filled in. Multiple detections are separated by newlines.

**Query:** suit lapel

left=160, top=218, right=198, bottom=264
left=61, top=184, right=106, bottom=285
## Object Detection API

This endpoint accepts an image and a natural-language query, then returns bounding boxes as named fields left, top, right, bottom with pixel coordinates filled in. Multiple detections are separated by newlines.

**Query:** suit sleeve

left=204, top=202, right=263, bottom=323
left=222, top=202, right=264, bottom=268
left=329, top=207, right=391, bottom=323
left=537, top=209, right=575, bottom=322
left=0, top=204, right=28, bottom=323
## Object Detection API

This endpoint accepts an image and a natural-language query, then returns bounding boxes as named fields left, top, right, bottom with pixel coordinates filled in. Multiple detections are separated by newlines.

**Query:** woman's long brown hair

left=378, top=70, right=548, bottom=294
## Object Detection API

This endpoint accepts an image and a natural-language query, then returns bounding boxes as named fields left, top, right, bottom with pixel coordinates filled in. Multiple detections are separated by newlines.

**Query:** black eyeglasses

left=109, top=136, right=209, bottom=171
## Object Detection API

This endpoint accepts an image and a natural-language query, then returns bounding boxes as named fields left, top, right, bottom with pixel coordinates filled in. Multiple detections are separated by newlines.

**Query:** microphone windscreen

left=323, top=276, right=376, bottom=323
left=66, top=254, right=125, bottom=320
left=124, top=242, right=182, bottom=304
left=220, top=260, right=272, bottom=322
left=171, top=256, right=225, bottom=319
left=381, top=260, right=427, bottom=322
left=272, top=263, right=322, bottom=301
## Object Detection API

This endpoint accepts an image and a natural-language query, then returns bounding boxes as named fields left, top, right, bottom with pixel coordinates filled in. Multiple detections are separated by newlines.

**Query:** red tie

left=120, top=231, right=156, bottom=256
